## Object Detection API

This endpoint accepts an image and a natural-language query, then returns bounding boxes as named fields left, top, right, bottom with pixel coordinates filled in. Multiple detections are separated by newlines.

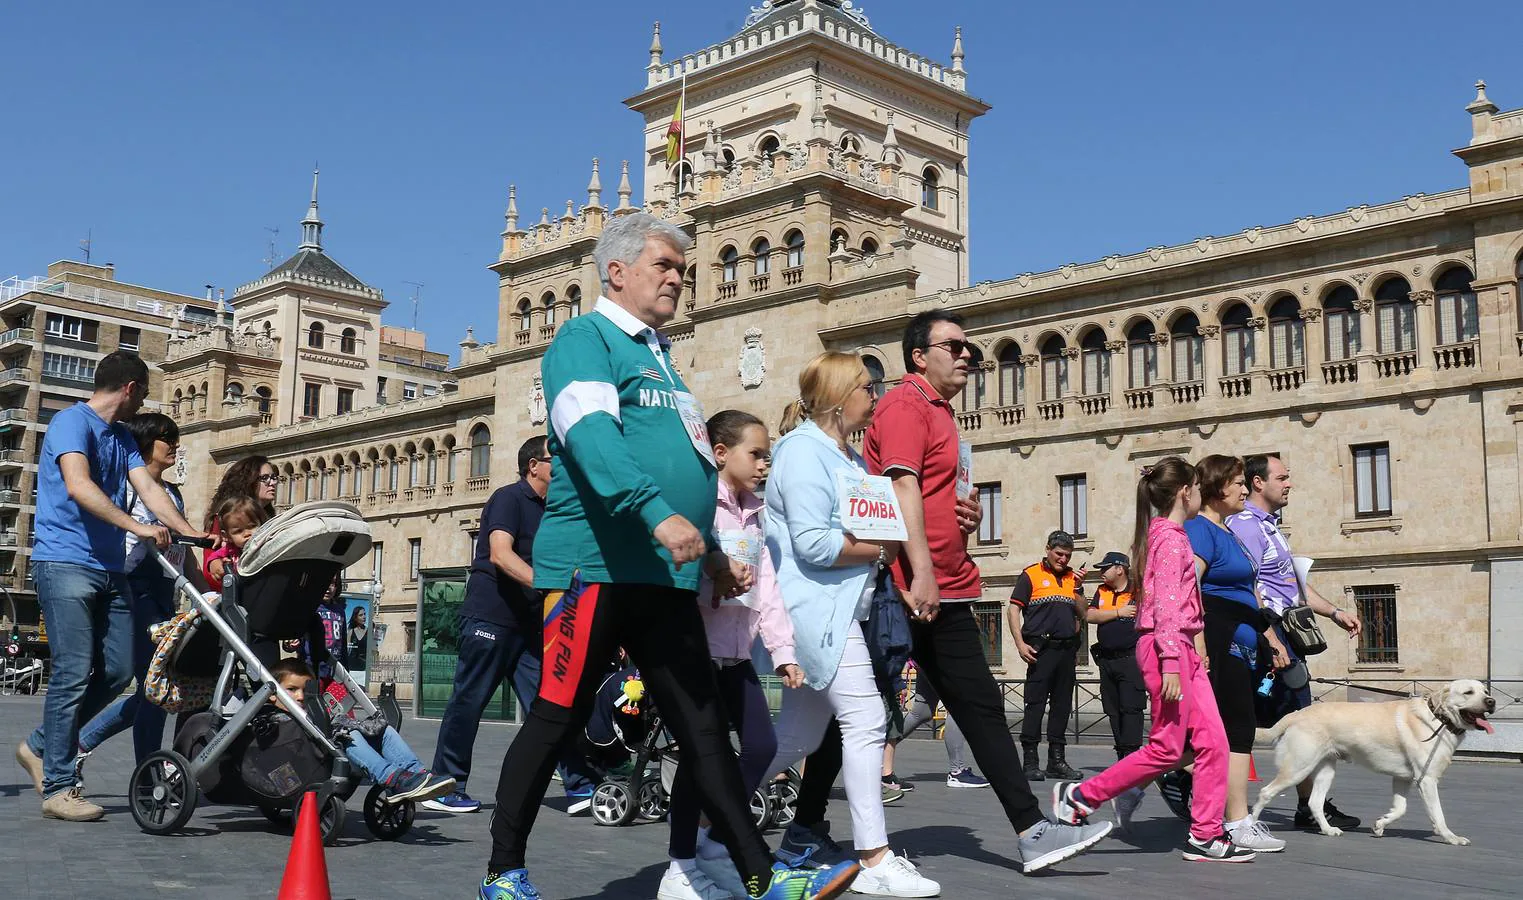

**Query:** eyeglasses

left=257, top=474, right=280, bottom=484
left=533, top=456, right=553, bottom=464
left=928, top=339, right=974, bottom=357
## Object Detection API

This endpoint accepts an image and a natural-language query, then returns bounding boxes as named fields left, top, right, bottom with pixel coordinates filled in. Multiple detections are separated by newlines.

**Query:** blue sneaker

left=423, top=789, right=481, bottom=813
left=566, top=786, right=594, bottom=816
left=946, top=767, right=990, bottom=789
left=480, top=869, right=540, bottom=899
left=752, top=858, right=859, bottom=900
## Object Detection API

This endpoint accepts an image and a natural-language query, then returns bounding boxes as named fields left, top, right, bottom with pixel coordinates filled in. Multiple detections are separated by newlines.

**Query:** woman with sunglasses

left=76, top=413, right=211, bottom=772
left=202, top=455, right=279, bottom=530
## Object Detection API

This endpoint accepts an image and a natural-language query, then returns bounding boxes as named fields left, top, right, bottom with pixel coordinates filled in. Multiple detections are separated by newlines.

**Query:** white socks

left=1226, top=816, right=1252, bottom=831
left=668, top=857, right=700, bottom=878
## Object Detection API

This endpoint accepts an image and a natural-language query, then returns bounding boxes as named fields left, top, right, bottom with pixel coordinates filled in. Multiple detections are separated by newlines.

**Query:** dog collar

left=1426, top=695, right=1467, bottom=736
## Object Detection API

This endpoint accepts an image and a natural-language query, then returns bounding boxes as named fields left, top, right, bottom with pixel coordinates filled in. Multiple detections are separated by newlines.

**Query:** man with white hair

left=481, top=214, right=858, bottom=900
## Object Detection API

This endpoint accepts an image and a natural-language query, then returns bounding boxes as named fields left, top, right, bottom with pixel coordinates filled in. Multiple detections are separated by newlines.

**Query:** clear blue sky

left=4, top=1, right=1519, bottom=362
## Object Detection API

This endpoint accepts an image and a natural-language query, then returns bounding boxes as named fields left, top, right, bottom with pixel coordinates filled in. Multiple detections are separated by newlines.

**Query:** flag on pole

left=665, top=73, right=687, bottom=166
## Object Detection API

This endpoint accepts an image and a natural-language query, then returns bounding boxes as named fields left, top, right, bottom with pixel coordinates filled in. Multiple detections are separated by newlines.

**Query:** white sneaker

left=1111, top=787, right=1145, bottom=832
left=1229, top=818, right=1287, bottom=853
left=850, top=850, right=940, bottom=897
left=657, top=866, right=734, bottom=900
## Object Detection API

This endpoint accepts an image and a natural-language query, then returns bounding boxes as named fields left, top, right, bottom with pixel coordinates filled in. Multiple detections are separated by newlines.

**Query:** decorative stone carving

left=1151, top=307, right=1165, bottom=320
left=1302, top=283, right=1311, bottom=295
left=528, top=374, right=547, bottom=426
left=1247, top=291, right=1264, bottom=302
left=1196, top=237, right=1213, bottom=254
left=1060, top=264, right=1076, bottom=280
left=1059, top=347, right=1080, bottom=360
left=1148, top=247, right=1164, bottom=262
left=1405, top=195, right=1423, bottom=211
left=1353, top=298, right=1374, bottom=312
left=738, top=327, right=766, bottom=388
left=1019, top=354, right=1040, bottom=366
left=1352, top=272, right=1371, bottom=284
left=1104, top=340, right=1126, bottom=353
left=1197, top=325, right=1221, bottom=338
left=1244, top=226, right=1261, bottom=244
left=1150, top=332, right=1172, bottom=345
left=1298, top=308, right=1324, bottom=322
left=1018, top=273, right=1032, bottom=287
left=1246, top=316, right=1267, bottom=329
left=1412, top=264, right=1424, bottom=277
left=1104, top=255, right=1119, bottom=270
left=1409, top=289, right=1434, bottom=305
left=1295, top=216, right=1313, bottom=233
left=1061, top=323, right=1075, bottom=335
left=175, top=445, right=188, bottom=484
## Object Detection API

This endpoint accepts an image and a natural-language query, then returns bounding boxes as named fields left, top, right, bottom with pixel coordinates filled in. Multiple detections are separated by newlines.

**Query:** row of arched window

left=171, top=381, right=273, bottom=414
left=274, top=424, right=493, bottom=506
left=516, top=284, right=583, bottom=333
left=306, top=322, right=359, bottom=354
left=718, top=231, right=805, bottom=282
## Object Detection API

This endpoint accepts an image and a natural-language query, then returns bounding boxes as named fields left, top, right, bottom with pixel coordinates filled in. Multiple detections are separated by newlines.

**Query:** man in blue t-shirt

left=423, top=435, right=595, bottom=814
left=15, top=352, right=210, bottom=822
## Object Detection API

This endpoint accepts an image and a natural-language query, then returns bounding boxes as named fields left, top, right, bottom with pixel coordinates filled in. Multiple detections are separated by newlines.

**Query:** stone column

left=1197, top=324, right=1221, bottom=389
left=1246, top=316, right=1269, bottom=394
left=1299, top=307, right=1324, bottom=386
left=1353, top=297, right=1376, bottom=382
left=1410, top=289, right=1436, bottom=369
left=1059, top=347, right=1080, bottom=400
left=1019, top=354, right=1040, bottom=421
left=1103, top=340, right=1125, bottom=411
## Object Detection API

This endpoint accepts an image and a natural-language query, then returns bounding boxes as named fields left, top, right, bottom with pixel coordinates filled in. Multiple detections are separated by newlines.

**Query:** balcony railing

left=782, top=267, right=804, bottom=287
left=539, top=324, right=557, bottom=342
left=0, top=489, right=19, bottom=505
left=1219, top=373, right=1251, bottom=399
left=1321, top=358, right=1357, bottom=385
left=0, top=367, right=28, bottom=384
left=0, top=449, right=25, bottom=466
left=1076, top=393, right=1109, bottom=416
left=1433, top=340, right=1477, bottom=370
left=993, top=405, right=1024, bottom=426
left=1036, top=399, right=1064, bottom=421
left=1373, top=350, right=1417, bottom=379
left=716, top=281, right=738, bottom=300
left=955, top=411, right=982, bottom=432
left=749, top=273, right=770, bottom=293
left=514, top=331, right=530, bottom=347
left=0, top=409, right=30, bottom=423
left=0, top=533, right=17, bottom=547
left=1123, top=387, right=1155, bottom=410
left=467, top=475, right=491, bottom=493
left=1169, top=381, right=1203, bottom=404
left=0, top=327, right=35, bottom=347
left=1266, top=366, right=1306, bottom=392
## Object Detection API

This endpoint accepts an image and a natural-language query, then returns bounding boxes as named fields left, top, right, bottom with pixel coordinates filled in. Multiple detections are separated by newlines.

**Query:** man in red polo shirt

left=863, top=310, right=1111, bottom=873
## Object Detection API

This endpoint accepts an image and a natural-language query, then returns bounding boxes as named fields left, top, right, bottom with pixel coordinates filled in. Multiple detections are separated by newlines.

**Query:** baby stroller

left=584, top=666, right=800, bottom=830
left=128, top=502, right=408, bottom=844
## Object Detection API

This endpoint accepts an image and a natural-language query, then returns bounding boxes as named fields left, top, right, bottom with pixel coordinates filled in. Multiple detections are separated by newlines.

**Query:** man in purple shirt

left=1227, top=454, right=1362, bottom=832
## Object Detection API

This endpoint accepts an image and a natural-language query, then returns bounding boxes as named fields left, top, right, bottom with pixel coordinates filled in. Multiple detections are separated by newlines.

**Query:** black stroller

left=128, top=502, right=407, bottom=844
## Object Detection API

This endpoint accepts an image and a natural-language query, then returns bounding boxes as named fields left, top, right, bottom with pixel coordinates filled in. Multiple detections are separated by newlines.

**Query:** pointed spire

left=649, top=22, right=664, bottom=68
left=563, top=200, right=576, bottom=223
left=811, top=81, right=827, bottom=140
left=586, top=159, right=604, bottom=209
left=1468, top=79, right=1499, bottom=115
left=616, top=160, right=634, bottom=211
left=504, top=185, right=519, bottom=232
left=299, top=166, right=323, bottom=251
left=539, top=207, right=551, bottom=228
left=951, top=26, right=965, bottom=73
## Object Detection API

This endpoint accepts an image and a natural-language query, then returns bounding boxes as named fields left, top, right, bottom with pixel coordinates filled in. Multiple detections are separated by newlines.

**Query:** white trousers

left=768, top=621, right=888, bottom=850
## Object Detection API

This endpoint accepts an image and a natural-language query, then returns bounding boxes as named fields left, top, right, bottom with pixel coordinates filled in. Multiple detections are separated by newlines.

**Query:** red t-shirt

left=863, top=374, right=981, bottom=600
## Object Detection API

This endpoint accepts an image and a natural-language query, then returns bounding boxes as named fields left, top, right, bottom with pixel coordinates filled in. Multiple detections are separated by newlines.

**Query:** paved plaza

left=2, top=694, right=1519, bottom=899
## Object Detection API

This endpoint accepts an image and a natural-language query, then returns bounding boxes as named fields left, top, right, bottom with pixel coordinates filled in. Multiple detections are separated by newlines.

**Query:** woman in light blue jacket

left=763, top=351, right=940, bottom=897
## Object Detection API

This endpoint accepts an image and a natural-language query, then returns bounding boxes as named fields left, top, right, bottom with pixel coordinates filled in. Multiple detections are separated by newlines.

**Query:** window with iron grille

left=408, top=538, right=422, bottom=583
left=972, top=600, right=1003, bottom=667
left=301, top=383, right=321, bottom=418
left=1353, top=443, right=1392, bottom=517
left=371, top=541, right=384, bottom=587
left=975, top=482, right=1002, bottom=544
left=1352, top=584, right=1399, bottom=664
left=1059, top=474, right=1088, bottom=537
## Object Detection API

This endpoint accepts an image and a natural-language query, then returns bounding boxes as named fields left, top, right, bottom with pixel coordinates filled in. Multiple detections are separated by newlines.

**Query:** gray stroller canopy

left=237, top=501, right=373, bottom=579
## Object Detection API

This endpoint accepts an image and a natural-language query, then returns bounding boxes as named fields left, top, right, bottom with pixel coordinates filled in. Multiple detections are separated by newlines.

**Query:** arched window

left=1434, top=267, right=1478, bottom=345
left=1268, top=296, right=1304, bottom=369
left=1374, top=277, right=1415, bottom=354
left=1323, top=285, right=1360, bottom=361
left=567, top=285, right=582, bottom=318
left=752, top=239, right=771, bottom=277
left=1040, top=335, right=1067, bottom=401
left=370, top=453, right=382, bottom=493
left=721, top=147, right=736, bottom=172
left=960, top=345, right=986, bottom=412
left=1127, top=320, right=1158, bottom=388
left=282, top=467, right=296, bottom=506
left=224, top=381, right=243, bottom=403
left=517, top=298, right=532, bottom=332
left=758, top=135, right=780, bottom=161
left=720, top=246, right=739, bottom=283
left=1171, top=313, right=1204, bottom=382
left=861, top=353, right=887, bottom=399
left=1079, top=329, right=1110, bottom=396
left=307, top=321, right=324, bottom=349
left=335, top=463, right=346, bottom=500
left=255, top=385, right=272, bottom=413
left=997, top=343, right=1024, bottom=406
left=316, top=462, right=329, bottom=500
left=470, top=425, right=492, bottom=478
left=921, top=167, right=940, bottom=210
left=407, top=444, right=420, bottom=488
left=785, top=231, right=804, bottom=269
left=675, top=160, right=694, bottom=192
left=423, top=440, right=437, bottom=485
left=838, top=134, right=861, bottom=154
left=542, top=292, right=557, bottom=328
left=386, top=449, right=399, bottom=492
left=830, top=228, right=849, bottom=255
left=860, top=237, right=879, bottom=256
left=444, top=436, right=458, bottom=483
left=340, top=328, right=357, bottom=354
left=1221, top=303, right=1254, bottom=376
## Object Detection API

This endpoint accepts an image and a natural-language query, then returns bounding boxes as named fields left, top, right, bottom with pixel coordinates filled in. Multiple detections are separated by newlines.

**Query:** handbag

left=1281, top=605, right=1328, bottom=657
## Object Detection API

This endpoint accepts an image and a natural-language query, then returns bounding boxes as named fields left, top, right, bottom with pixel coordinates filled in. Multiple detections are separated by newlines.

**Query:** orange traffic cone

left=1248, top=755, right=1260, bottom=783
left=278, top=791, right=332, bottom=900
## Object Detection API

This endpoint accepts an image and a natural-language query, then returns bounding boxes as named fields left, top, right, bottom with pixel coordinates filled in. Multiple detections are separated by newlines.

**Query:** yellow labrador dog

left=1251, top=679, right=1495, bottom=845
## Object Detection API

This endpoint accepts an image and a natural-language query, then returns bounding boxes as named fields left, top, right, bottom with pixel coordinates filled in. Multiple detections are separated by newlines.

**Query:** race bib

left=717, top=529, right=763, bottom=608
left=673, top=391, right=716, bottom=467
left=956, top=440, right=973, bottom=498
left=836, top=471, right=909, bottom=541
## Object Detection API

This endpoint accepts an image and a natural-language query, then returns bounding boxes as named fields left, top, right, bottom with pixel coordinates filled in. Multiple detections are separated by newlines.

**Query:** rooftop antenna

left=403, top=281, right=424, bottom=330
left=79, top=229, right=93, bottom=264
left=262, top=226, right=281, bottom=269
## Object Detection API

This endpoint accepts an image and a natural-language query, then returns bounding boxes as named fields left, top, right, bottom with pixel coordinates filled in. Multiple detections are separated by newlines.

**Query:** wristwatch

left=877, top=545, right=888, bottom=567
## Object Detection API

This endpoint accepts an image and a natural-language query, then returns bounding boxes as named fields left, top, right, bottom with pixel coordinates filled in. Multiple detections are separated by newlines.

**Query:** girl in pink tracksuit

left=1051, top=456, right=1251, bottom=863
left=660, top=410, right=806, bottom=900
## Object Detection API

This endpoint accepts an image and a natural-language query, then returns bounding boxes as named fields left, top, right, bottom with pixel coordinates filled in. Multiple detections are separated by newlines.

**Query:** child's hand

left=1160, top=672, right=1182, bottom=702
left=777, top=663, right=805, bottom=689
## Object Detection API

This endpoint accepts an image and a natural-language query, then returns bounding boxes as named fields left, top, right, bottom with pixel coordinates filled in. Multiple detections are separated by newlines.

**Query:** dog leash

left=1310, top=678, right=1413, bottom=698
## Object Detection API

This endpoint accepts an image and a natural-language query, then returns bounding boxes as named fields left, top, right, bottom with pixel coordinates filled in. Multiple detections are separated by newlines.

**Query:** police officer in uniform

left=1087, top=552, right=1144, bottom=761
left=1007, top=530, right=1086, bottom=781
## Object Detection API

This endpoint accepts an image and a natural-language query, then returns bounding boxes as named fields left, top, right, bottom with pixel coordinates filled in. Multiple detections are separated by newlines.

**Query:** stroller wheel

left=130, top=750, right=198, bottom=835
left=750, top=786, right=773, bottom=830
left=591, top=781, right=637, bottom=827
left=637, top=779, right=668, bottom=822
left=363, top=784, right=415, bottom=840
left=769, top=770, right=800, bottom=829
left=318, top=790, right=347, bottom=845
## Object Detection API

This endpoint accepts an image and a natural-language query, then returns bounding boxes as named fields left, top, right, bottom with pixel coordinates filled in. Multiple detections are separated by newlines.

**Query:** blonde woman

left=763, top=351, right=940, bottom=897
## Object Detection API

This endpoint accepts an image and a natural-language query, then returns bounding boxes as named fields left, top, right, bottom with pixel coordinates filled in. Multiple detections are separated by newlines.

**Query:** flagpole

left=678, top=70, right=688, bottom=194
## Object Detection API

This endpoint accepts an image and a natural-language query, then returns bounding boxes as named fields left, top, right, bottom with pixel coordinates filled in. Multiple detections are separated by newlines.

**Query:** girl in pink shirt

left=1051, top=456, right=1249, bottom=863
left=661, top=410, right=805, bottom=900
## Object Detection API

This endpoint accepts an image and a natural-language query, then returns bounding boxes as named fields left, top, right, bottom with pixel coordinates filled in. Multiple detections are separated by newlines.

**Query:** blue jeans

left=344, top=725, right=423, bottom=785
left=77, top=563, right=177, bottom=764
left=430, top=614, right=595, bottom=794
left=26, top=561, right=134, bottom=796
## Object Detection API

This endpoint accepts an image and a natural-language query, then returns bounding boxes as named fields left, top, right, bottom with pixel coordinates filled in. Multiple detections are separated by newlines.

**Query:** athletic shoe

left=385, top=770, right=457, bottom=805
left=1182, top=833, right=1256, bottom=863
left=658, top=866, right=734, bottom=900
left=15, top=742, right=43, bottom=795
left=1157, top=770, right=1191, bottom=821
left=41, top=786, right=105, bottom=822
left=695, top=854, right=749, bottom=898
left=777, top=821, right=853, bottom=868
left=1050, top=781, right=1095, bottom=825
left=1014, top=819, right=1113, bottom=873
left=1228, top=818, right=1287, bottom=853
left=752, top=859, right=859, bottom=900
left=422, top=789, right=481, bottom=813
left=881, top=783, right=904, bottom=805
left=881, top=773, right=914, bottom=793
left=480, top=869, right=540, bottom=899
left=945, top=768, right=989, bottom=789
left=1111, top=787, right=1145, bottom=832
left=850, top=850, right=940, bottom=897
left=566, top=786, right=594, bottom=816
left=1295, top=800, right=1361, bottom=831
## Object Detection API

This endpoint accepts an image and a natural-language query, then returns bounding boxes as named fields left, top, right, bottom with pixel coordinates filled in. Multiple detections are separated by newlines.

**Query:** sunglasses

left=257, top=474, right=280, bottom=484
left=928, top=339, right=974, bottom=357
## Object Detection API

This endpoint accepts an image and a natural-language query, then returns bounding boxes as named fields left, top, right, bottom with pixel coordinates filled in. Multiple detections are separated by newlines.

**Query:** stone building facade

left=156, top=1, right=1523, bottom=693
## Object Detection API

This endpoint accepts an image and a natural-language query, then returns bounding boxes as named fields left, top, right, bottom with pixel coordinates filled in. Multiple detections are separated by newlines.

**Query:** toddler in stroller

left=129, top=501, right=421, bottom=843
